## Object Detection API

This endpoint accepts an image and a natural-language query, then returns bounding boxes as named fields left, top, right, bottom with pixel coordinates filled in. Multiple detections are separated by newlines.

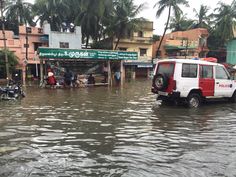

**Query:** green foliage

left=169, top=12, right=194, bottom=31
left=152, top=35, right=160, bottom=42
left=206, top=1, right=236, bottom=58
left=2, top=0, right=236, bottom=54
left=154, top=0, right=189, bottom=57
left=212, top=2, right=236, bottom=44
left=191, top=5, right=211, bottom=29
left=0, top=50, right=19, bottom=77
left=106, top=0, right=145, bottom=49
left=33, top=0, right=69, bottom=31
left=4, top=0, right=34, bottom=34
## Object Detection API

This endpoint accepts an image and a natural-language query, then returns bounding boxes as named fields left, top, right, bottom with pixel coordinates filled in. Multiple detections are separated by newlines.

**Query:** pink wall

left=0, top=26, right=46, bottom=68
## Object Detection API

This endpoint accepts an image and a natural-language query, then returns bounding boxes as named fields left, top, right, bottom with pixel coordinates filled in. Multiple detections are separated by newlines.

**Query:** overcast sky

left=26, top=0, right=233, bottom=35
left=134, top=0, right=234, bottom=35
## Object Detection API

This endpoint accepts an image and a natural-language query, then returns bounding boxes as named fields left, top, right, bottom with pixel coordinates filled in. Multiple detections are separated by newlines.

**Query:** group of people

left=46, top=68, right=96, bottom=88
left=46, top=63, right=121, bottom=88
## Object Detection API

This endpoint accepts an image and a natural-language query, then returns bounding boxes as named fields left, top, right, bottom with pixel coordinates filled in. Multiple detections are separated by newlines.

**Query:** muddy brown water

left=0, top=79, right=236, bottom=177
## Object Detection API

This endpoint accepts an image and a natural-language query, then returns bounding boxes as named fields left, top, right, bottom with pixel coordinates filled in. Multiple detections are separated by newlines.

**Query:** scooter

left=0, top=80, right=26, bottom=100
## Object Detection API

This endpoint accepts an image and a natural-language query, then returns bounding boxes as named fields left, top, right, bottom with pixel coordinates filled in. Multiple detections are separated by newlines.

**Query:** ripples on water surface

left=0, top=79, right=236, bottom=177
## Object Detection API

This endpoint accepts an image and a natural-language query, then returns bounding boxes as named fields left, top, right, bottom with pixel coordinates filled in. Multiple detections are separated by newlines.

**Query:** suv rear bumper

left=156, top=91, right=181, bottom=101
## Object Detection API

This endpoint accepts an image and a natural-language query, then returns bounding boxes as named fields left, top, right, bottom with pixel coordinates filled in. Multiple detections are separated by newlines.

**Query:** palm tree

left=190, top=5, right=211, bottom=29
left=4, top=0, right=34, bottom=34
left=33, top=0, right=69, bottom=31
left=75, top=0, right=113, bottom=48
left=213, top=2, right=236, bottom=45
left=169, top=12, right=193, bottom=31
left=75, top=0, right=99, bottom=48
left=154, top=0, right=189, bottom=59
left=106, top=0, right=145, bottom=50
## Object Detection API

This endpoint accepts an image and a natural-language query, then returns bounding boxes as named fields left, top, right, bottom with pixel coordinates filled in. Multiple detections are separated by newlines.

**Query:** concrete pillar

left=120, top=60, right=124, bottom=86
left=147, top=68, right=151, bottom=78
left=40, top=58, right=44, bottom=87
left=132, top=66, right=136, bottom=79
left=22, top=65, right=26, bottom=86
left=108, top=60, right=112, bottom=86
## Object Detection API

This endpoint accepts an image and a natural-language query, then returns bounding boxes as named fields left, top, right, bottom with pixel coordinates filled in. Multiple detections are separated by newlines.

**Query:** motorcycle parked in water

left=0, top=80, right=26, bottom=100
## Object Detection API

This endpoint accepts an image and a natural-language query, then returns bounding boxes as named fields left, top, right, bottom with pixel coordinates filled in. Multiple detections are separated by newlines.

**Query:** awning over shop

left=38, top=47, right=138, bottom=60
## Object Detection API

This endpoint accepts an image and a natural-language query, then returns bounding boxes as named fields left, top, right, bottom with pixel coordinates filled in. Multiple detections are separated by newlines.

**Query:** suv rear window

left=182, top=64, right=197, bottom=78
left=156, top=63, right=174, bottom=77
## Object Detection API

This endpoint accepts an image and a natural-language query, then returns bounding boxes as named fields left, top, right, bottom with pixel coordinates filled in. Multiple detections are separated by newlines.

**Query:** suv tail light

left=166, top=77, right=176, bottom=93
left=173, top=80, right=176, bottom=90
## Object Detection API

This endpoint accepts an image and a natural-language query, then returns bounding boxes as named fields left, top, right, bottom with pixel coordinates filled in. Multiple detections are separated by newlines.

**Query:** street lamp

left=0, top=0, right=10, bottom=80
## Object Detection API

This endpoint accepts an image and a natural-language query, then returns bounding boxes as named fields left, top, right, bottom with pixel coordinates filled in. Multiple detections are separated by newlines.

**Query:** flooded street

left=0, top=79, right=236, bottom=177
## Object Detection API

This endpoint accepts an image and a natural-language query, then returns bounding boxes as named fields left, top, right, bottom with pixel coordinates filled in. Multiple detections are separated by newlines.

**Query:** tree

left=106, top=0, right=145, bottom=50
left=154, top=0, right=189, bottom=59
left=212, top=2, right=236, bottom=46
left=0, top=49, right=18, bottom=78
left=4, top=0, right=34, bottom=34
left=33, top=0, right=68, bottom=31
left=169, top=12, right=193, bottom=31
left=75, top=0, right=113, bottom=48
left=190, top=5, right=211, bottom=29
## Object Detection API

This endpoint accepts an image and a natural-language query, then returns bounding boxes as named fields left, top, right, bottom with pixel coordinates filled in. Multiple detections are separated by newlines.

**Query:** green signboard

left=38, top=48, right=138, bottom=60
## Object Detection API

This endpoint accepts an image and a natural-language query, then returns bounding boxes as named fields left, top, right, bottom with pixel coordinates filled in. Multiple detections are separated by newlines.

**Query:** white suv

left=151, top=59, right=236, bottom=107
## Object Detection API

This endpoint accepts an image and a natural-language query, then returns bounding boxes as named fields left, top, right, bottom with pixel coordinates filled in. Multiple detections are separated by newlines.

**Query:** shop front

left=38, top=47, right=138, bottom=87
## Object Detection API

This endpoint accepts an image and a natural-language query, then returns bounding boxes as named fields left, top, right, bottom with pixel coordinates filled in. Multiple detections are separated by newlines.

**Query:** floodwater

left=0, top=79, right=236, bottom=177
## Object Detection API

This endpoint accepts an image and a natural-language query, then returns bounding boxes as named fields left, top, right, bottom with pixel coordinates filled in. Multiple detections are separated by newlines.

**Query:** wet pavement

left=0, top=79, right=236, bottom=177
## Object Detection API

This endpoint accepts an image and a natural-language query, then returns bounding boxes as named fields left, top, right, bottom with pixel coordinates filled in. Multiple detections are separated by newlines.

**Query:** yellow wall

left=133, top=31, right=153, bottom=38
left=113, top=21, right=153, bottom=61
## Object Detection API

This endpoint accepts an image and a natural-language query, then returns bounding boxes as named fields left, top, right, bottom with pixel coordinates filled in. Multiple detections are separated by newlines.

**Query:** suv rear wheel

left=153, top=74, right=168, bottom=91
left=187, top=93, right=201, bottom=108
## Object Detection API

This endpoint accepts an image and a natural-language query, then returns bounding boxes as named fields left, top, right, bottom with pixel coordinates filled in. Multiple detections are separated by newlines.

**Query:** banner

left=38, top=48, right=138, bottom=60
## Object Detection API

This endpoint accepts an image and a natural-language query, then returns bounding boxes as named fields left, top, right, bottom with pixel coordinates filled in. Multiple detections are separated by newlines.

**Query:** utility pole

left=0, top=0, right=10, bottom=80
left=185, top=38, right=189, bottom=59
left=23, top=26, right=30, bottom=86
left=25, top=26, right=29, bottom=62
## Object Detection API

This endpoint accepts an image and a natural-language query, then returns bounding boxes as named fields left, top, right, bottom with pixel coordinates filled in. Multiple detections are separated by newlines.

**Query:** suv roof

left=156, top=59, right=223, bottom=67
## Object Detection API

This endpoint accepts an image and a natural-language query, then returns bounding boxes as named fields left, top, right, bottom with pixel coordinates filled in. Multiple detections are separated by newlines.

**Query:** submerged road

left=0, top=79, right=236, bottom=177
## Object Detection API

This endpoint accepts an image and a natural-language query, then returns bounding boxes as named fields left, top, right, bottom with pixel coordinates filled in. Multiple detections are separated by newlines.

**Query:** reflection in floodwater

left=0, top=79, right=236, bottom=177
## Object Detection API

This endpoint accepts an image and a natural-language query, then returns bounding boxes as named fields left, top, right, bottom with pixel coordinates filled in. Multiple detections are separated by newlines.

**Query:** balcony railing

left=117, top=36, right=153, bottom=44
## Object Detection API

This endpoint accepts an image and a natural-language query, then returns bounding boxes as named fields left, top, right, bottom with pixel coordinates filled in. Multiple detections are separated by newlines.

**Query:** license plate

left=158, top=91, right=168, bottom=96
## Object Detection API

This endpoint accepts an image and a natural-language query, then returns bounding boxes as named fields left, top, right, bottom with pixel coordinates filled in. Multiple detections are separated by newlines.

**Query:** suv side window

left=215, top=66, right=229, bottom=79
left=182, top=64, right=197, bottom=78
left=200, top=65, right=213, bottom=78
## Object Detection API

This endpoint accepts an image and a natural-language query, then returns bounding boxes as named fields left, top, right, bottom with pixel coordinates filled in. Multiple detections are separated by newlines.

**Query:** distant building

left=113, top=20, right=153, bottom=61
left=0, top=24, right=82, bottom=83
left=43, top=23, right=82, bottom=49
left=153, top=28, right=209, bottom=59
left=0, top=26, right=46, bottom=82
left=226, top=29, right=236, bottom=65
left=113, top=20, right=154, bottom=78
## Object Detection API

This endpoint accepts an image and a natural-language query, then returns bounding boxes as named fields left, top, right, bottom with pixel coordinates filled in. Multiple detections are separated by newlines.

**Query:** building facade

left=0, top=24, right=82, bottom=84
left=227, top=40, right=236, bottom=65
left=43, top=23, right=82, bottom=49
left=153, top=28, right=209, bottom=59
left=0, top=26, right=46, bottom=82
left=113, top=20, right=154, bottom=78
